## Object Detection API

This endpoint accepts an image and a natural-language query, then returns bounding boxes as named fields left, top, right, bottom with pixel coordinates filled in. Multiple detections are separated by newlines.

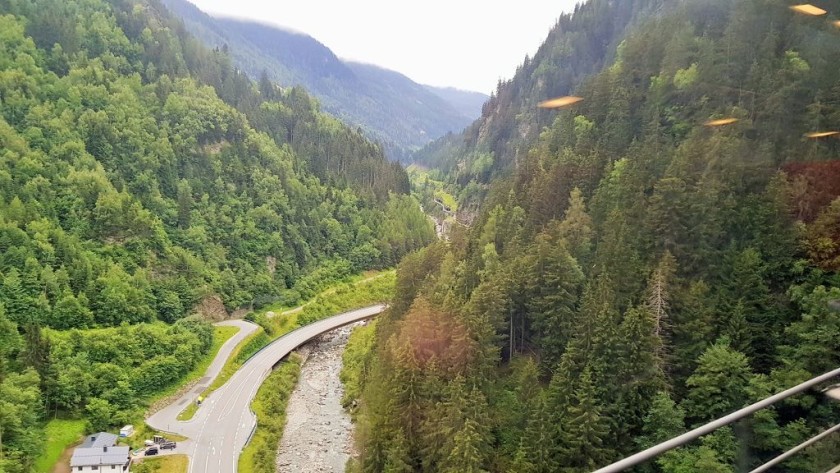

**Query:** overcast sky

left=185, top=0, right=580, bottom=94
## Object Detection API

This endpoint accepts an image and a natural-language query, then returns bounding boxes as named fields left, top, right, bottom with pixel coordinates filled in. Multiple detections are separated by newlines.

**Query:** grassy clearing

left=173, top=325, right=240, bottom=421
left=238, top=354, right=302, bottom=473
left=264, top=270, right=394, bottom=333
left=434, top=189, right=458, bottom=212
left=176, top=397, right=198, bottom=421
left=407, top=164, right=458, bottom=213
left=124, top=327, right=239, bottom=439
left=132, top=453, right=189, bottom=473
left=34, top=419, right=87, bottom=473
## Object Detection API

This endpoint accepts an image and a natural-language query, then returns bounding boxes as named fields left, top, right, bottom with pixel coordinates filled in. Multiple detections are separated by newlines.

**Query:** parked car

left=145, top=447, right=159, bottom=456
left=160, top=441, right=177, bottom=450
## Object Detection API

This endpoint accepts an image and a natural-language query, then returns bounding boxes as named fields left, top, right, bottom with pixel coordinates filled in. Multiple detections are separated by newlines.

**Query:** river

left=276, top=324, right=360, bottom=472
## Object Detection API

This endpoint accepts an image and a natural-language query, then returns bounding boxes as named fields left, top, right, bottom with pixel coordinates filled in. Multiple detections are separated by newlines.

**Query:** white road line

left=146, top=307, right=384, bottom=473
left=217, top=365, right=258, bottom=421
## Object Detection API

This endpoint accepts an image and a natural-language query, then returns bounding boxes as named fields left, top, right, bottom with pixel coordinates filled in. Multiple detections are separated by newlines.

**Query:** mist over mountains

left=161, top=0, right=488, bottom=160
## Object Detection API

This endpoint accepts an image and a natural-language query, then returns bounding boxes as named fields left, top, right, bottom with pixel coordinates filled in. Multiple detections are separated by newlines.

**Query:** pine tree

left=442, top=418, right=488, bottom=473
left=638, top=391, right=686, bottom=450
left=512, top=395, right=553, bottom=473
left=720, top=248, right=774, bottom=368
left=647, top=251, right=677, bottom=343
left=555, top=187, right=594, bottom=266
left=723, top=301, right=752, bottom=356
left=525, top=235, right=585, bottom=366
left=613, top=306, right=667, bottom=449
left=670, top=280, right=717, bottom=391
left=557, top=368, right=613, bottom=471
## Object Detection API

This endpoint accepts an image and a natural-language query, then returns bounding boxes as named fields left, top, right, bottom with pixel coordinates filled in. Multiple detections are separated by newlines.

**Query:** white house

left=70, top=432, right=131, bottom=472
left=119, top=425, right=134, bottom=438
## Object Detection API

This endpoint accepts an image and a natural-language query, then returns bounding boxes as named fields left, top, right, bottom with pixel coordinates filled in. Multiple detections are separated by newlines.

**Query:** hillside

left=353, top=0, right=840, bottom=472
left=412, top=0, right=664, bottom=189
left=160, top=0, right=484, bottom=160
left=0, top=0, right=436, bottom=470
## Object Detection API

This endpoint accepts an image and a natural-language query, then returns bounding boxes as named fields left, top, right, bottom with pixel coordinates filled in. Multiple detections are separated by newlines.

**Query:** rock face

left=193, top=294, right=229, bottom=321
left=277, top=325, right=357, bottom=472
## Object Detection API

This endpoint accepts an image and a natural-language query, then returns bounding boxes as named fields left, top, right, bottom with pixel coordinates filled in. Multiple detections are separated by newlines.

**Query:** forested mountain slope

left=353, top=0, right=840, bottom=472
left=412, top=0, right=664, bottom=199
left=0, top=0, right=435, bottom=470
left=159, top=0, right=483, bottom=160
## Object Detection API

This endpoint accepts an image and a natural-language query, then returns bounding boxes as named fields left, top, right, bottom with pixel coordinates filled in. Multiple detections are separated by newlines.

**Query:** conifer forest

left=1, top=0, right=840, bottom=472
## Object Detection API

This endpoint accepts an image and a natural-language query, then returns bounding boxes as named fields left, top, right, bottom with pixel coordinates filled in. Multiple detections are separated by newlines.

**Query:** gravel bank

left=276, top=324, right=358, bottom=472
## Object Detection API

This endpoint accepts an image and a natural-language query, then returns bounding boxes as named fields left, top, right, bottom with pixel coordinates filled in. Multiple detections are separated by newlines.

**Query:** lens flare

left=790, top=4, right=828, bottom=16
left=804, top=131, right=840, bottom=138
left=537, top=96, right=584, bottom=109
left=704, top=118, right=739, bottom=127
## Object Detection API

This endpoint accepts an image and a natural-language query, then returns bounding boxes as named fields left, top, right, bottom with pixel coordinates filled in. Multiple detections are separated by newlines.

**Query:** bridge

left=145, top=304, right=386, bottom=473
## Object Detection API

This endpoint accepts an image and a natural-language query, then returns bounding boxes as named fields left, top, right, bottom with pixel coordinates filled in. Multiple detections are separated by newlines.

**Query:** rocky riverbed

left=276, top=324, right=359, bottom=472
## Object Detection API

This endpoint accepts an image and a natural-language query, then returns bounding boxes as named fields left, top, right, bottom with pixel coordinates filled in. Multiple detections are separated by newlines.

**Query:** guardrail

left=592, top=366, right=840, bottom=473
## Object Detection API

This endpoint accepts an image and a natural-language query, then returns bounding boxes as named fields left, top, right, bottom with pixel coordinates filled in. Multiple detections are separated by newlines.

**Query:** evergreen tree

left=524, top=235, right=585, bottom=366
left=555, top=187, right=594, bottom=266
left=682, top=341, right=753, bottom=424
left=557, top=368, right=613, bottom=471
left=511, top=395, right=553, bottom=473
left=442, top=419, right=488, bottom=473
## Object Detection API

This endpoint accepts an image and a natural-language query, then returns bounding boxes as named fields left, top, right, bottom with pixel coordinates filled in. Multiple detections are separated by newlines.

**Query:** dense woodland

left=413, top=0, right=664, bottom=204
left=355, top=0, right=840, bottom=472
left=0, top=0, right=434, bottom=470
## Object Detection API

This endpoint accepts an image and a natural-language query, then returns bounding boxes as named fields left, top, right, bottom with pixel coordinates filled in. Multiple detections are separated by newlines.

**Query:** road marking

left=217, top=365, right=258, bottom=421
left=146, top=307, right=384, bottom=473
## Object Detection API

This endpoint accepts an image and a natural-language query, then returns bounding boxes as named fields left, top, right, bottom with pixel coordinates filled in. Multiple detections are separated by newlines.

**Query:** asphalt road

left=147, top=319, right=259, bottom=433
left=145, top=305, right=386, bottom=473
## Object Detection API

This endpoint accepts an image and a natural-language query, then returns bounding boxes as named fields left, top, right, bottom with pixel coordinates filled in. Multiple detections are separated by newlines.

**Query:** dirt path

left=51, top=441, right=78, bottom=473
left=276, top=324, right=359, bottom=472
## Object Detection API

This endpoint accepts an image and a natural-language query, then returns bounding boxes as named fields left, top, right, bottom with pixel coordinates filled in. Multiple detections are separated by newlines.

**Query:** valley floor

left=276, top=325, right=359, bottom=472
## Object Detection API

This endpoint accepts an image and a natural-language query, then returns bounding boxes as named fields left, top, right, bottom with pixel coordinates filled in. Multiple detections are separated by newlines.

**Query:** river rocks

left=276, top=324, right=359, bottom=472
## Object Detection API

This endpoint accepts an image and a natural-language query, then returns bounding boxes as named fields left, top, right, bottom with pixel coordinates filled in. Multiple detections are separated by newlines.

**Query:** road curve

left=147, top=304, right=387, bottom=473
left=147, top=319, right=259, bottom=434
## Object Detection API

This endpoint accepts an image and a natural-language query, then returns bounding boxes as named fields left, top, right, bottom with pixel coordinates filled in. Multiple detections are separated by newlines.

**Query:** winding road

left=145, top=305, right=387, bottom=473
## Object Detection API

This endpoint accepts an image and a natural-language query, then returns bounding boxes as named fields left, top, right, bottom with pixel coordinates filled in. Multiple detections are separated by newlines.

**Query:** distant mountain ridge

left=160, top=0, right=488, bottom=160
left=423, top=85, right=489, bottom=121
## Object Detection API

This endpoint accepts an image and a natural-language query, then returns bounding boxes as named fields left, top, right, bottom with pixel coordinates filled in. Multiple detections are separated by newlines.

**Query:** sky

left=186, top=0, right=580, bottom=94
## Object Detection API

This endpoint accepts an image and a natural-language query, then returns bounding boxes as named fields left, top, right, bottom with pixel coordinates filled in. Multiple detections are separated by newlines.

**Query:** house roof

left=79, top=432, right=118, bottom=449
left=70, top=446, right=130, bottom=467
left=72, top=433, right=128, bottom=467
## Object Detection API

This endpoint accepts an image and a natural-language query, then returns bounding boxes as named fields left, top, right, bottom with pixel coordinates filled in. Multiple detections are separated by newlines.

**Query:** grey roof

left=70, top=446, right=130, bottom=467
left=79, top=432, right=118, bottom=449
left=72, top=434, right=128, bottom=467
